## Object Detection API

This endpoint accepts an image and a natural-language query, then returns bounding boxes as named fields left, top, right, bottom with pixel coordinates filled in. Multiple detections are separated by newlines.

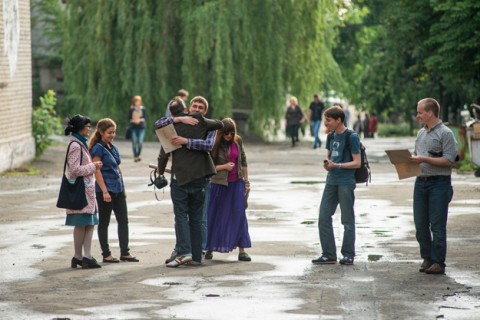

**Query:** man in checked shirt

left=409, top=97, right=457, bottom=275
left=155, top=96, right=220, bottom=265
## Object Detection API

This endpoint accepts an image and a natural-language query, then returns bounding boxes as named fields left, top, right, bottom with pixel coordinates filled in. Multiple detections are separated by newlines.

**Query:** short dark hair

left=418, top=98, right=440, bottom=118
left=65, top=114, right=91, bottom=136
left=168, top=96, right=186, bottom=116
left=323, top=106, right=345, bottom=122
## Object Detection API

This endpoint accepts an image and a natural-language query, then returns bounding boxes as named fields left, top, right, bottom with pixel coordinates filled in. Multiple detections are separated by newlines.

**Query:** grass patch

left=2, top=165, right=41, bottom=176
left=290, top=181, right=324, bottom=185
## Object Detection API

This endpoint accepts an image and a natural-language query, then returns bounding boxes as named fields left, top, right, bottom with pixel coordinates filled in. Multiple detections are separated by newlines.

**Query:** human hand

left=103, top=192, right=112, bottom=203
left=171, top=136, right=188, bottom=146
left=225, top=162, right=235, bottom=172
left=94, top=161, right=103, bottom=170
left=323, top=160, right=335, bottom=171
left=409, top=155, right=424, bottom=163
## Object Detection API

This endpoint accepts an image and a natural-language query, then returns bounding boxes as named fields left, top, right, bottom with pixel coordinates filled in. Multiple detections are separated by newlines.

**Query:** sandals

left=120, top=255, right=139, bottom=262
left=103, top=256, right=120, bottom=263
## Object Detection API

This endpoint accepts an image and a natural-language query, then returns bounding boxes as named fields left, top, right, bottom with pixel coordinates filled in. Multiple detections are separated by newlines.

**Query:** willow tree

left=62, top=0, right=341, bottom=138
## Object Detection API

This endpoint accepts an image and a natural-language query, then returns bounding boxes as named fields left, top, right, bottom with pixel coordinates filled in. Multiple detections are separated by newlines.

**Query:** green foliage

left=60, top=0, right=342, bottom=139
left=334, top=0, right=480, bottom=121
left=32, top=90, right=62, bottom=158
left=377, top=123, right=410, bottom=137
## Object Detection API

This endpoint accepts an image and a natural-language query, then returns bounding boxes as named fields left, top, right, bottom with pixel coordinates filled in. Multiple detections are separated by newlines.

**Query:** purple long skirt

left=207, top=179, right=251, bottom=252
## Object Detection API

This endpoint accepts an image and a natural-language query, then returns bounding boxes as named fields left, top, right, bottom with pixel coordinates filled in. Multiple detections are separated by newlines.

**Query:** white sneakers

left=166, top=255, right=193, bottom=268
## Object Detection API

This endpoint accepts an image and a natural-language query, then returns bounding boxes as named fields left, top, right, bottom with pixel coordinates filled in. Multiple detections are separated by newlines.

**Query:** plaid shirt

left=154, top=116, right=216, bottom=152
left=414, top=121, right=457, bottom=176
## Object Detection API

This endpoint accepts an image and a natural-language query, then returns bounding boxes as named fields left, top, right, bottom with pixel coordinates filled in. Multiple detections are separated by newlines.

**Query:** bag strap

left=63, top=141, right=84, bottom=174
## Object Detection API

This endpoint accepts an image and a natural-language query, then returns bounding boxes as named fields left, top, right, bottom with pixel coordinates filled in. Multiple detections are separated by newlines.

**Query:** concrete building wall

left=0, top=0, right=35, bottom=172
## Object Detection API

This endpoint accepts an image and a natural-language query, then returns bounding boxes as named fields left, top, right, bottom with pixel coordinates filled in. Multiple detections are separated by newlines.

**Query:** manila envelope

left=385, top=149, right=421, bottom=180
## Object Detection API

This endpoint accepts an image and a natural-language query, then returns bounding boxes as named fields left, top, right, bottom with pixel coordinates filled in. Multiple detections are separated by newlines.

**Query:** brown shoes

left=425, top=263, right=445, bottom=275
left=419, top=259, right=433, bottom=272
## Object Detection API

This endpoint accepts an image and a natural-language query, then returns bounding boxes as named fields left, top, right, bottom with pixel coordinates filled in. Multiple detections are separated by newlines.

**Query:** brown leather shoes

left=425, top=263, right=445, bottom=275
left=419, top=259, right=433, bottom=272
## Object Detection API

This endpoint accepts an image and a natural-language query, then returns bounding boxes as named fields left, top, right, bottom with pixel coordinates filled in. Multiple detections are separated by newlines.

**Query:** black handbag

left=56, top=141, right=88, bottom=210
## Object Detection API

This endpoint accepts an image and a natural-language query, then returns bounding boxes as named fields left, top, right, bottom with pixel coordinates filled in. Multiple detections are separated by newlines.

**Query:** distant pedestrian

left=128, top=95, right=146, bottom=162
left=308, top=94, right=325, bottom=149
left=285, top=96, right=305, bottom=147
left=368, top=112, right=377, bottom=138
left=409, top=98, right=457, bottom=275
left=206, top=118, right=252, bottom=262
left=363, top=113, right=370, bottom=138
left=63, top=115, right=103, bottom=269
left=89, top=118, right=139, bottom=264
left=353, top=115, right=363, bottom=136
left=165, top=89, right=189, bottom=118
left=312, top=105, right=361, bottom=266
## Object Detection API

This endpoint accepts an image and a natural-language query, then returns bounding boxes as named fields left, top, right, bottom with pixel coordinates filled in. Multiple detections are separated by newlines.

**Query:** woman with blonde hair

left=89, top=118, right=139, bottom=263
left=128, top=95, right=147, bottom=162
left=205, top=118, right=252, bottom=262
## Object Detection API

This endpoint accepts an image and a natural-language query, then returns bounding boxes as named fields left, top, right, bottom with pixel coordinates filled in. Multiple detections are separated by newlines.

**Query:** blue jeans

left=413, top=176, right=453, bottom=267
left=318, top=183, right=356, bottom=259
left=311, top=120, right=322, bottom=148
left=202, top=181, right=211, bottom=252
left=131, top=128, right=145, bottom=158
left=170, top=177, right=206, bottom=263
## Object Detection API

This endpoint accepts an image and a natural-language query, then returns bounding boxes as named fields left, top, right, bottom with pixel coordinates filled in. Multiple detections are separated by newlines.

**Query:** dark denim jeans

left=413, top=176, right=453, bottom=266
left=170, top=177, right=206, bottom=263
left=318, top=183, right=356, bottom=259
left=202, top=181, right=211, bottom=252
left=96, top=192, right=130, bottom=257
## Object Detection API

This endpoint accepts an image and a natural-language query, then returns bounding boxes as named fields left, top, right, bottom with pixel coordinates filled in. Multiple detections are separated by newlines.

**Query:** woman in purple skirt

left=205, top=118, right=252, bottom=262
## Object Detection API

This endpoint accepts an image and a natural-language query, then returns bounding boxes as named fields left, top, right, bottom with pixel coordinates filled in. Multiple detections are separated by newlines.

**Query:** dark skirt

left=207, top=179, right=251, bottom=252
left=65, top=213, right=99, bottom=226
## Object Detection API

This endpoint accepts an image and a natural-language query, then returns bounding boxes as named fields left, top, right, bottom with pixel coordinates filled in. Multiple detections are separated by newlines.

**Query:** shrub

left=377, top=123, right=410, bottom=137
left=32, top=90, right=62, bottom=157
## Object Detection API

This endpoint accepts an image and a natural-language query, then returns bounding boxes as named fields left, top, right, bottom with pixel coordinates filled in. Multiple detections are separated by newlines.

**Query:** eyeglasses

left=223, top=131, right=234, bottom=136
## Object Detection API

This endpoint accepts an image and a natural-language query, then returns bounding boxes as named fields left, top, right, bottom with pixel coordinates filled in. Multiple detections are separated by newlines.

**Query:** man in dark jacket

left=157, top=97, right=223, bottom=266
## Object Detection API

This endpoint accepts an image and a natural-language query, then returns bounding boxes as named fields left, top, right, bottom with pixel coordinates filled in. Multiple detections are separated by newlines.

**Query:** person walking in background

left=363, top=113, right=370, bottom=138
left=344, top=105, right=351, bottom=128
left=368, top=112, right=378, bottom=138
left=312, top=105, right=360, bottom=266
left=285, top=96, right=305, bottom=147
left=165, top=89, right=189, bottom=118
left=206, top=118, right=252, bottom=262
left=308, top=94, right=325, bottom=149
left=128, top=95, right=146, bottom=162
left=353, top=115, right=363, bottom=136
left=89, top=118, right=139, bottom=264
left=409, top=98, right=457, bottom=275
left=63, top=115, right=103, bottom=269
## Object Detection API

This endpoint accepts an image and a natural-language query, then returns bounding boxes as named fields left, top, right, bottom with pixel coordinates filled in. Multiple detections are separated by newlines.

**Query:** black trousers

left=96, top=192, right=130, bottom=257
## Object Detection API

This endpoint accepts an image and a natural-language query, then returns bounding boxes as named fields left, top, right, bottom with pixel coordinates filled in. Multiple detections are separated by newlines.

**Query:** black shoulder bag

left=56, top=141, right=89, bottom=209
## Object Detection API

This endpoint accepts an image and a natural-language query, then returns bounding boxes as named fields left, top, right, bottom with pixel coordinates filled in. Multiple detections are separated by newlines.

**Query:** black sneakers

left=312, top=256, right=337, bottom=264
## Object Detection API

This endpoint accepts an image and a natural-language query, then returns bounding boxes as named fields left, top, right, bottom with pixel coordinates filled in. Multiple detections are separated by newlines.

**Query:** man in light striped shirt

left=409, top=98, right=457, bottom=275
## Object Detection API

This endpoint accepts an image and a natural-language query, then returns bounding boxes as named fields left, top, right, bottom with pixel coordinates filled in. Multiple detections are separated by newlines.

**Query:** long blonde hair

left=88, top=118, right=116, bottom=150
